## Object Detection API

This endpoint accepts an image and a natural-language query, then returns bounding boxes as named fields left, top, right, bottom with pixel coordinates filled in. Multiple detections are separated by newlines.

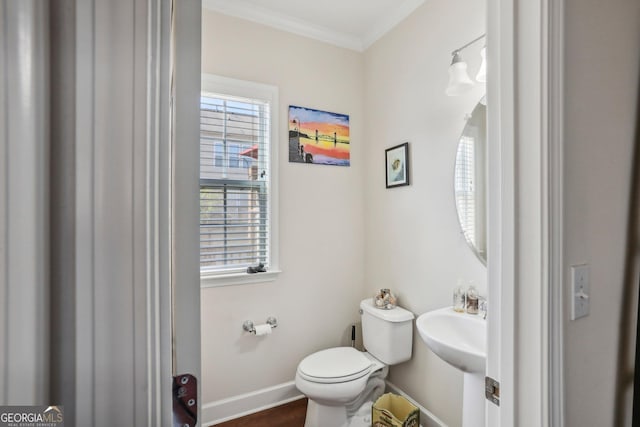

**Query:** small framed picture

left=385, top=142, right=410, bottom=188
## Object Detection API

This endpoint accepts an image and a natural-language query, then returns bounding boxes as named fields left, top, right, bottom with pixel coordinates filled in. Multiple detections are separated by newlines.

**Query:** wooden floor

left=215, top=398, right=308, bottom=427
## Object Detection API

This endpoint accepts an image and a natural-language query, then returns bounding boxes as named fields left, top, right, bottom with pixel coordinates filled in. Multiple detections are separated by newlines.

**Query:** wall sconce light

left=446, top=52, right=475, bottom=96
left=446, top=34, right=486, bottom=96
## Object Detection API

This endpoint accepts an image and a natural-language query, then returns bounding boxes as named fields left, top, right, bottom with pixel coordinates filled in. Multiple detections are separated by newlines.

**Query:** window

left=455, top=135, right=476, bottom=245
left=454, top=111, right=487, bottom=261
left=200, top=75, right=279, bottom=285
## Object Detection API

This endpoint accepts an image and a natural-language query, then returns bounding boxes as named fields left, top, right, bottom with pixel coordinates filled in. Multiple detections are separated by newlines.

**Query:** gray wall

left=563, top=0, right=640, bottom=425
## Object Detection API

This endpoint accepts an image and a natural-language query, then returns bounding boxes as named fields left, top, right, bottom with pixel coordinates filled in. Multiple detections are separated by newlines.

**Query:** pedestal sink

left=416, top=307, right=486, bottom=427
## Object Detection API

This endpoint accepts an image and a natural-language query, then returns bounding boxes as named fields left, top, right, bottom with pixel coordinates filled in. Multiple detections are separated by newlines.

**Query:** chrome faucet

left=478, top=297, right=488, bottom=319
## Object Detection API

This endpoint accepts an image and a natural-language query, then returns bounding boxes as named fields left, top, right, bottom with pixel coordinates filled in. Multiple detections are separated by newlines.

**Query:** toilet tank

left=360, top=298, right=414, bottom=365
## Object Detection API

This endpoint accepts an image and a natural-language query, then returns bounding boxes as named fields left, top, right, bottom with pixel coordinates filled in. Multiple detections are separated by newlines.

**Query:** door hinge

left=173, top=373, right=197, bottom=427
left=485, top=376, right=500, bottom=406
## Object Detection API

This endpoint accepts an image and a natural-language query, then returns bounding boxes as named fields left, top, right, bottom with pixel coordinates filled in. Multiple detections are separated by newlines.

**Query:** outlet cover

left=571, top=264, right=590, bottom=320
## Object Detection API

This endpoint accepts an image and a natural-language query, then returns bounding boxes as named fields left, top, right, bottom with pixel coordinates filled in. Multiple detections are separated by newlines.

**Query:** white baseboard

left=202, top=381, right=304, bottom=426
left=385, top=381, right=448, bottom=427
left=202, top=380, right=447, bottom=427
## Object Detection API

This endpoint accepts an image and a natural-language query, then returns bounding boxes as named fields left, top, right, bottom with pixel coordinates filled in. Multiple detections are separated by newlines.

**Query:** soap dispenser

left=453, top=280, right=466, bottom=312
left=466, top=282, right=479, bottom=314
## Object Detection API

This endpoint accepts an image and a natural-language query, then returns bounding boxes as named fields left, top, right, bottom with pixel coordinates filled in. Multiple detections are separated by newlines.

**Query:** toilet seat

left=297, top=347, right=372, bottom=384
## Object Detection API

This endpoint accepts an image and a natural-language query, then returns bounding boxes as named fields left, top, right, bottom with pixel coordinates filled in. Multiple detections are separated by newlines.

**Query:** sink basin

left=417, top=306, right=487, bottom=427
left=416, top=307, right=486, bottom=373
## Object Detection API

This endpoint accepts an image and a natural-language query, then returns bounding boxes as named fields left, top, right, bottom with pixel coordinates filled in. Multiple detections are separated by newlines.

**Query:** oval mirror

left=454, top=100, right=487, bottom=264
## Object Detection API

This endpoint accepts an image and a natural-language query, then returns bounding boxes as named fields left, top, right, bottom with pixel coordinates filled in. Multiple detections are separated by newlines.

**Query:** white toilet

left=295, top=298, right=415, bottom=427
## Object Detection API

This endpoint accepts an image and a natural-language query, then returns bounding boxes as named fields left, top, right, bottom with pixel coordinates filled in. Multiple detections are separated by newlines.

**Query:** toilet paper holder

left=243, top=317, right=278, bottom=334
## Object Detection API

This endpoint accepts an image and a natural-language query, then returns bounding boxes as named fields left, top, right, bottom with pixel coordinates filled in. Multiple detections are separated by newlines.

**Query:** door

left=170, top=0, right=203, bottom=425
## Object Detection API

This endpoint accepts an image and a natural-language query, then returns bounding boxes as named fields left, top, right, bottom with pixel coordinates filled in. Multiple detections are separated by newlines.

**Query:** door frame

left=157, top=0, right=567, bottom=425
left=485, top=0, right=516, bottom=423
left=168, top=0, right=202, bottom=383
left=486, top=0, right=564, bottom=425
left=152, top=0, right=202, bottom=424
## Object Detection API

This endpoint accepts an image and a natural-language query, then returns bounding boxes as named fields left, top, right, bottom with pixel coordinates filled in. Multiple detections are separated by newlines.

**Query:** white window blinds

left=200, top=93, right=271, bottom=274
left=455, top=135, right=477, bottom=246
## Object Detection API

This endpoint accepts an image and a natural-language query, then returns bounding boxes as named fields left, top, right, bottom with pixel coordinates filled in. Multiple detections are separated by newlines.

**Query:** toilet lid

left=298, top=347, right=372, bottom=384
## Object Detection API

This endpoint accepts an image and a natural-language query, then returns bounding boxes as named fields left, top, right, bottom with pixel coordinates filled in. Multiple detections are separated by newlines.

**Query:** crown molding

left=202, top=0, right=425, bottom=52
left=362, top=0, right=425, bottom=50
left=202, top=0, right=363, bottom=51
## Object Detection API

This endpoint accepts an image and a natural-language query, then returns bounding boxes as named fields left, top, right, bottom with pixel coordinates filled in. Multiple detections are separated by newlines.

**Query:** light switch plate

left=571, top=264, right=590, bottom=320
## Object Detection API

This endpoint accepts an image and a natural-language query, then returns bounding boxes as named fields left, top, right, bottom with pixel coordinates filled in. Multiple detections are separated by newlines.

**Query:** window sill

left=200, top=270, right=281, bottom=288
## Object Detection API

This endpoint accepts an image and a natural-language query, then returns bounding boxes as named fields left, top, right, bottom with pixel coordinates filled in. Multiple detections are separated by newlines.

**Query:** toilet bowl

left=295, top=348, right=387, bottom=427
left=295, top=299, right=414, bottom=427
left=296, top=347, right=388, bottom=427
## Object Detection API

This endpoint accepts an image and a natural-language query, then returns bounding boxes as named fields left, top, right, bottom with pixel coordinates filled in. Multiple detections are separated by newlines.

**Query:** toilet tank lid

left=360, top=298, right=415, bottom=322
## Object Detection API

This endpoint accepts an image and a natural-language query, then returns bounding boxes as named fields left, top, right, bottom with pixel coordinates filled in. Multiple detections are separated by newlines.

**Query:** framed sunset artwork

left=288, top=105, right=350, bottom=166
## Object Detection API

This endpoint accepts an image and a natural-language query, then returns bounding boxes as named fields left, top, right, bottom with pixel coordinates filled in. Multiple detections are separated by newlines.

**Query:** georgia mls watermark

left=0, top=406, right=63, bottom=427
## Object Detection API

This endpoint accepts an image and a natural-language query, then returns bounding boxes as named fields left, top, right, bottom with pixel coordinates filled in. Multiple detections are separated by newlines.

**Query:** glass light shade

left=446, top=53, right=475, bottom=96
left=476, top=46, right=487, bottom=83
